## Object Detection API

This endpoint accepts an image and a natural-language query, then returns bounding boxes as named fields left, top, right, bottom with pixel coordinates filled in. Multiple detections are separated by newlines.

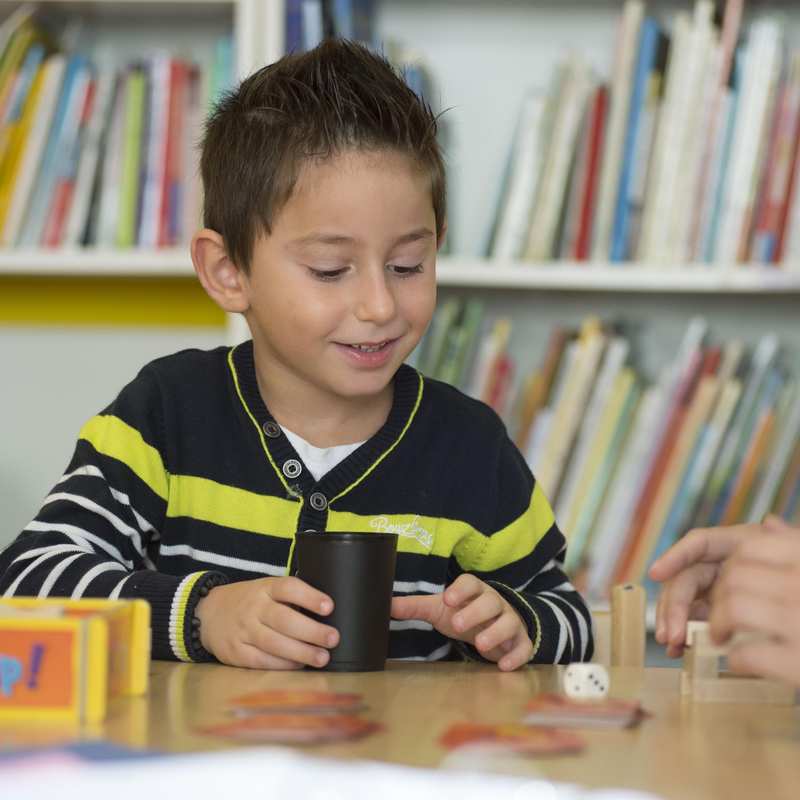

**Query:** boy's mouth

left=343, top=339, right=395, bottom=353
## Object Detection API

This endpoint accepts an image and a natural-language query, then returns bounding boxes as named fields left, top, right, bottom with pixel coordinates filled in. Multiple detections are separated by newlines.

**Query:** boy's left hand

left=390, top=574, right=533, bottom=671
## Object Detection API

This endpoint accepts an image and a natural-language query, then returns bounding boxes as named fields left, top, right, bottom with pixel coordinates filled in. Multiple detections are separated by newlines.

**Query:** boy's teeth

left=352, top=342, right=386, bottom=352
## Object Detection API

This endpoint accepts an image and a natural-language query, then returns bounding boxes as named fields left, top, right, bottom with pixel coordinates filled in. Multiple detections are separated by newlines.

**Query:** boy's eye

left=390, top=264, right=424, bottom=277
left=308, top=267, right=348, bottom=281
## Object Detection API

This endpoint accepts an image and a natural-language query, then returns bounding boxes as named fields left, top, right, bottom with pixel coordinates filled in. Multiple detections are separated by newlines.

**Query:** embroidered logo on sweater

left=369, top=515, right=433, bottom=549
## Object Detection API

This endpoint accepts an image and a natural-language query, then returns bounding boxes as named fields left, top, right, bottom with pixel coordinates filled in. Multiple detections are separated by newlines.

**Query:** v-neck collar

left=230, top=340, right=423, bottom=504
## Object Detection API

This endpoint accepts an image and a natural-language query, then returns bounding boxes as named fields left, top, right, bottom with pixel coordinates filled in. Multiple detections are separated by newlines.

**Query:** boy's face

left=242, top=149, right=439, bottom=408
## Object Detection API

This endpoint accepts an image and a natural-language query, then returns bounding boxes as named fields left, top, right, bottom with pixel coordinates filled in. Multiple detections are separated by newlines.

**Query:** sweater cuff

left=486, top=580, right=542, bottom=662
left=451, top=580, right=541, bottom=665
left=120, top=569, right=229, bottom=661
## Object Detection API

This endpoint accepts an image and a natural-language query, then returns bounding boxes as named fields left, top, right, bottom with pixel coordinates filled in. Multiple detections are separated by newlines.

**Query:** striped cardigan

left=0, top=342, right=593, bottom=664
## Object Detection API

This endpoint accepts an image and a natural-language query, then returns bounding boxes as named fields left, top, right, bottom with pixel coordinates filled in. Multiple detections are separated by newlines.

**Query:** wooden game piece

left=611, top=583, right=646, bottom=667
left=591, top=609, right=612, bottom=667
left=681, top=621, right=795, bottom=704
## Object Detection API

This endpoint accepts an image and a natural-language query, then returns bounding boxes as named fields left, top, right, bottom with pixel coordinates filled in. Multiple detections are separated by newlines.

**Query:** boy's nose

left=354, top=273, right=396, bottom=324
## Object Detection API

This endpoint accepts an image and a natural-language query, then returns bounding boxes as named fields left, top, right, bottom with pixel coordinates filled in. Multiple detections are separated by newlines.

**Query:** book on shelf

left=416, top=299, right=799, bottom=600
left=0, top=7, right=234, bottom=251
left=485, top=0, right=800, bottom=270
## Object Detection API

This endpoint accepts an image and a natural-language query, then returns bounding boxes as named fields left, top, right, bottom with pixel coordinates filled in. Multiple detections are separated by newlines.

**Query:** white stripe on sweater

left=3, top=547, right=89, bottom=597
left=514, top=558, right=558, bottom=592
left=389, top=619, right=434, bottom=632
left=158, top=544, right=285, bottom=577
left=24, top=520, right=134, bottom=568
left=72, top=562, right=127, bottom=599
left=393, top=580, right=444, bottom=595
left=38, top=552, right=89, bottom=597
left=537, top=595, right=574, bottom=663
left=392, top=642, right=452, bottom=662
left=58, top=465, right=157, bottom=533
left=12, top=542, right=93, bottom=564
left=108, top=573, right=131, bottom=600
left=41, top=492, right=145, bottom=555
left=541, top=590, right=589, bottom=660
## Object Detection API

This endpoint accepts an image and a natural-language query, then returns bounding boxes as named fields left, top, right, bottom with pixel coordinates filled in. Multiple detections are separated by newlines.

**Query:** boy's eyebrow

left=289, top=227, right=435, bottom=247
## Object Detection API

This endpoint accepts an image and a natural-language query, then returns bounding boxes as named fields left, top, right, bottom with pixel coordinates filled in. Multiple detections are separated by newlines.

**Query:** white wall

left=0, top=326, right=225, bottom=548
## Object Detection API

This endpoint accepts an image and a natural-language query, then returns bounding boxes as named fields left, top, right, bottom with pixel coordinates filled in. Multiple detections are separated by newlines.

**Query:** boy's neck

left=252, top=352, right=394, bottom=449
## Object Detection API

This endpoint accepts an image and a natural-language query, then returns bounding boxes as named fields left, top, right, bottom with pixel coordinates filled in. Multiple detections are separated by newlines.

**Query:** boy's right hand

left=194, top=576, right=339, bottom=670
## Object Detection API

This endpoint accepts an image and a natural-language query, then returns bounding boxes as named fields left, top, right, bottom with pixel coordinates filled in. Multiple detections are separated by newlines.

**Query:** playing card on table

left=523, top=693, right=648, bottom=729
left=198, top=713, right=381, bottom=745
left=227, top=689, right=366, bottom=715
left=439, top=722, right=585, bottom=756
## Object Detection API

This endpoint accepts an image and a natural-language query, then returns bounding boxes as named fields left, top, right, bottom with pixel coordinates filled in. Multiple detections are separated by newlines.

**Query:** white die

left=562, top=663, right=609, bottom=700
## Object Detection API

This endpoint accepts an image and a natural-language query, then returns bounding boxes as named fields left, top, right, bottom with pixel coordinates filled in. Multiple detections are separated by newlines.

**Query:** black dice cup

left=292, top=531, right=398, bottom=672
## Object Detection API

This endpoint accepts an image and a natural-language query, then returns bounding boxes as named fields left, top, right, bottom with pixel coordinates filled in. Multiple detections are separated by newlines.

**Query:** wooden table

left=3, top=662, right=799, bottom=800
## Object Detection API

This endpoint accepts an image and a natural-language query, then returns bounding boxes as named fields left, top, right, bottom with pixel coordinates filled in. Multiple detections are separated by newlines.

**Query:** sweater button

left=263, top=421, right=281, bottom=438
left=309, top=492, right=328, bottom=511
left=282, top=459, right=302, bottom=479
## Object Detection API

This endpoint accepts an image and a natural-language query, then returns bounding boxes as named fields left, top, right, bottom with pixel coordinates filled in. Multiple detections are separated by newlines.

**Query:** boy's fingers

left=443, top=574, right=484, bottom=607
left=237, top=642, right=304, bottom=671
left=452, top=591, right=504, bottom=634
left=391, top=594, right=440, bottom=624
left=267, top=576, right=333, bottom=615
left=498, top=634, right=533, bottom=671
left=262, top=603, right=339, bottom=649
left=248, top=626, right=332, bottom=669
left=474, top=611, right=520, bottom=654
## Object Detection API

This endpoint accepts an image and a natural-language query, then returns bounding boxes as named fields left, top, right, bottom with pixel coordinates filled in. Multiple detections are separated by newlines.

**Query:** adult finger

left=728, top=531, right=800, bottom=570
left=727, top=639, right=799, bottom=687
left=708, top=591, right=785, bottom=646
left=648, top=525, right=752, bottom=582
left=660, top=562, right=719, bottom=649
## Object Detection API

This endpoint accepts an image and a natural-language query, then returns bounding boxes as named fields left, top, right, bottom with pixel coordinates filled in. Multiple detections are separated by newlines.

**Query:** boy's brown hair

left=200, top=39, right=446, bottom=272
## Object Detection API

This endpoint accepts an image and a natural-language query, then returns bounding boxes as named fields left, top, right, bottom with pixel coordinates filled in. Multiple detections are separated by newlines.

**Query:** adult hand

left=648, top=516, right=788, bottom=657
left=708, top=522, right=800, bottom=687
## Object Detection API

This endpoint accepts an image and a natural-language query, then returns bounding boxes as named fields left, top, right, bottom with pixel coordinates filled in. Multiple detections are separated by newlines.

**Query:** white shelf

left=4, top=250, right=800, bottom=293
left=0, top=249, right=195, bottom=276
left=437, top=257, right=800, bottom=294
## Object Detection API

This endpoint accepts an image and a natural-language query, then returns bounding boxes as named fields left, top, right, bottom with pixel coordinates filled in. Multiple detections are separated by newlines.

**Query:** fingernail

left=327, top=633, right=338, bottom=647
left=320, top=601, right=332, bottom=614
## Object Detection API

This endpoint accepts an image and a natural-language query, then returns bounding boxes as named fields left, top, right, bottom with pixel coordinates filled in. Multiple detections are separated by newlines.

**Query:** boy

left=0, top=40, right=591, bottom=670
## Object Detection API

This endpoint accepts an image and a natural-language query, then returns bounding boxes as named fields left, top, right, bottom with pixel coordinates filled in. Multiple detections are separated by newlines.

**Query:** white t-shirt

left=280, top=426, right=366, bottom=482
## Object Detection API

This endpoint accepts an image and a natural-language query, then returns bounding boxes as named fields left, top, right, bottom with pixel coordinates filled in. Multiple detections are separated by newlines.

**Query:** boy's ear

left=191, top=229, right=250, bottom=313
left=437, top=221, right=448, bottom=251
